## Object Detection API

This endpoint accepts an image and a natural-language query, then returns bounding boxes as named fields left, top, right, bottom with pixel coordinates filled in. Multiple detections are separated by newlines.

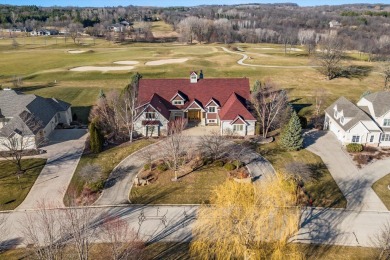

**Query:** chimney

left=199, top=70, right=204, bottom=79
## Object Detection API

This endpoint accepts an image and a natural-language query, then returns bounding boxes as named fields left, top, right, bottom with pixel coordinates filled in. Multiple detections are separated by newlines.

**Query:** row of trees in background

left=1, top=4, right=390, bottom=57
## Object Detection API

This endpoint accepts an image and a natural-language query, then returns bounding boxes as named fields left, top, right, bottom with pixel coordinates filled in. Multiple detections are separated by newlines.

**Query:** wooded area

left=0, top=3, right=389, bottom=57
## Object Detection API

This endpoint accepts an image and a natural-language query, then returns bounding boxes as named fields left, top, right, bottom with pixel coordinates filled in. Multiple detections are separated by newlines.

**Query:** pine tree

left=280, top=111, right=303, bottom=151
left=89, top=121, right=103, bottom=153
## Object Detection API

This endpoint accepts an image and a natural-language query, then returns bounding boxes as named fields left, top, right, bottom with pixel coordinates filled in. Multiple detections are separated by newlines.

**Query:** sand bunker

left=70, top=66, right=134, bottom=72
left=255, top=47, right=275, bottom=50
left=113, top=61, right=139, bottom=65
left=68, top=50, right=87, bottom=54
left=145, top=58, right=188, bottom=66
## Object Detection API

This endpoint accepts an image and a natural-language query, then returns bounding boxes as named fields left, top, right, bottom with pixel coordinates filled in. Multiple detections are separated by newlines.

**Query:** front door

left=188, top=110, right=201, bottom=121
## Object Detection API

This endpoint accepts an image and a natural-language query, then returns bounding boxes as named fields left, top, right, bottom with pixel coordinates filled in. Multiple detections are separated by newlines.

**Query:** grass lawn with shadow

left=0, top=159, right=46, bottom=210
left=372, top=173, right=390, bottom=210
left=64, top=139, right=155, bottom=206
left=257, top=137, right=347, bottom=208
left=130, top=165, right=229, bottom=204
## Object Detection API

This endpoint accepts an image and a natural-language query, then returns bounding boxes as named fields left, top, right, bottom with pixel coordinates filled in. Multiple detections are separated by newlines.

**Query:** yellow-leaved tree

left=190, top=174, right=302, bottom=259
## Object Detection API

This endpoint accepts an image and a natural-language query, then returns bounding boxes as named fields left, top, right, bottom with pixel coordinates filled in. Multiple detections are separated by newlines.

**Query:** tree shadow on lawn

left=339, top=65, right=373, bottom=80
left=130, top=186, right=182, bottom=205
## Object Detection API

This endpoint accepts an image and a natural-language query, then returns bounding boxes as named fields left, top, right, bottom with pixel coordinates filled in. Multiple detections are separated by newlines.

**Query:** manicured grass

left=65, top=139, right=155, bottom=205
left=0, top=39, right=384, bottom=123
left=130, top=165, right=229, bottom=204
left=0, top=242, right=379, bottom=259
left=372, top=173, right=390, bottom=210
left=257, top=137, right=347, bottom=208
left=0, top=159, right=46, bottom=210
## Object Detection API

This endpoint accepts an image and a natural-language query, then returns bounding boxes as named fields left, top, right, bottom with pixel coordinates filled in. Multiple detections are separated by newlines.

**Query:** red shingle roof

left=219, top=93, right=256, bottom=121
left=138, top=78, right=250, bottom=109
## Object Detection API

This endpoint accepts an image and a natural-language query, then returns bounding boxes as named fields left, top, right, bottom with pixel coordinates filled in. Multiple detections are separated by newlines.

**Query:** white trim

left=184, top=100, right=205, bottom=112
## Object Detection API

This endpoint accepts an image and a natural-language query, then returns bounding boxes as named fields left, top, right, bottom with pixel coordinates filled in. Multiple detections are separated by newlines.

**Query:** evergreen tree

left=280, top=111, right=303, bottom=151
left=89, top=121, right=103, bottom=153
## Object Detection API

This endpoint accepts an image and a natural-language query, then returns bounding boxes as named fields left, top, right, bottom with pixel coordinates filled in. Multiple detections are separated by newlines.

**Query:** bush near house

left=346, top=143, right=363, bottom=153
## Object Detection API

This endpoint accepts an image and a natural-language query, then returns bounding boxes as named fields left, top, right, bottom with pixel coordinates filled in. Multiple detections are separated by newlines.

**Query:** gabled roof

left=148, top=93, right=174, bottom=120
left=325, top=96, right=380, bottom=132
left=205, top=98, right=220, bottom=107
left=170, top=91, right=187, bottom=102
left=231, top=115, right=247, bottom=125
left=0, top=90, right=70, bottom=136
left=362, top=92, right=390, bottom=117
left=185, top=100, right=205, bottom=111
left=138, top=78, right=250, bottom=110
left=219, top=93, right=256, bottom=121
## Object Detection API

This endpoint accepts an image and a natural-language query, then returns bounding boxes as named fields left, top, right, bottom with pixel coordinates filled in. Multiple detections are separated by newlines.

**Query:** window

left=208, top=107, right=216, bottom=113
left=352, top=135, right=360, bottom=143
left=173, top=100, right=183, bottom=105
left=370, top=135, right=374, bottom=143
left=381, top=134, right=390, bottom=142
left=334, top=110, right=338, bottom=119
left=146, top=126, right=156, bottom=136
left=208, top=119, right=216, bottom=123
left=233, top=125, right=244, bottom=131
left=384, top=119, right=390, bottom=126
left=145, top=112, right=156, bottom=119
left=340, top=116, right=344, bottom=124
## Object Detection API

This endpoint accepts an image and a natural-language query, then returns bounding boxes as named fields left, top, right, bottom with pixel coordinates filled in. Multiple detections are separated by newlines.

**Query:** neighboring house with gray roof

left=0, top=89, right=72, bottom=151
left=324, top=92, right=390, bottom=147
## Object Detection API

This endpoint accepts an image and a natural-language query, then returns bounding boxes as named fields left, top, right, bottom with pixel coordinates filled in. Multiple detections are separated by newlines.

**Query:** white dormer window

left=190, top=72, right=198, bottom=83
left=334, top=110, right=338, bottom=119
left=340, top=116, right=344, bottom=124
left=384, top=119, right=390, bottom=126
left=145, top=112, right=156, bottom=119
left=172, top=100, right=184, bottom=105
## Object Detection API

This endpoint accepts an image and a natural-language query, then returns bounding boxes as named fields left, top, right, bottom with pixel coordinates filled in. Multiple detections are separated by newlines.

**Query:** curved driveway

left=304, top=130, right=390, bottom=211
left=95, top=131, right=275, bottom=206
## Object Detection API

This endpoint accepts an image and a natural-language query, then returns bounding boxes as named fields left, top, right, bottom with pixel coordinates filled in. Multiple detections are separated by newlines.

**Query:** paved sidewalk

left=16, top=129, right=87, bottom=210
left=304, top=130, right=389, bottom=211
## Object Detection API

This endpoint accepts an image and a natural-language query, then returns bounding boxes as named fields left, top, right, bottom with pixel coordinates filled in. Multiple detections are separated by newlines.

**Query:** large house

left=134, top=72, right=256, bottom=136
left=324, top=92, right=390, bottom=147
left=0, top=89, right=72, bottom=150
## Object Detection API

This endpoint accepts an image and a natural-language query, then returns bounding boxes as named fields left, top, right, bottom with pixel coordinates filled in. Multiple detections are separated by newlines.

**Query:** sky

left=1, top=0, right=389, bottom=8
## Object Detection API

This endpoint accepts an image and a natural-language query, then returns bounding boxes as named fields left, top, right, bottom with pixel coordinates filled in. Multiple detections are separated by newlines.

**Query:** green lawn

left=0, top=38, right=384, bottom=124
left=257, top=138, right=347, bottom=208
left=130, top=165, right=229, bottom=204
left=64, top=139, right=155, bottom=206
left=372, top=173, right=390, bottom=210
left=0, top=159, right=46, bottom=210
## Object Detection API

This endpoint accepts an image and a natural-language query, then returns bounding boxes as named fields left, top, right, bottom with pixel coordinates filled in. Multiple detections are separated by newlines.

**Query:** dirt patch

left=145, top=58, right=188, bottom=66
left=70, top=66, right=135, bottom=72
left=68, top=50, right=87, bottom=54
left=113, top=61, right=139, bottom=65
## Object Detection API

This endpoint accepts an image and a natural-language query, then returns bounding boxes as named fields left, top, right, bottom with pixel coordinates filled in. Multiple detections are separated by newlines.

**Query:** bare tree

left=68, top=22, right=83, bottom=44
left=315, top=37, right=344, bottom=80
left=382, top=62, right=390, bottom=91
left=21, top=200, right=66, bottom=260
left=118, top=73, right=142, bottom=143
left=61, top=206, right=96, bottom=260
left=251, top=80, right=288, bottom=138
left=372, top=221, right=390, bottom=259
left=198, top=130, right=226, bottom=161
left=312, top=88, right=327, bottom=128
left=100, top=216, right=144, bottom=260
left=160, top=118, right=188, bottom=181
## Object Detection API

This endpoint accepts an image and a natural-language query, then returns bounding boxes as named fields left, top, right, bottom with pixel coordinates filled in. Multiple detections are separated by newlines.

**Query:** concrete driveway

left=95, top=133, right=275, bottom=206
left=16, top=129, right=87, bottom=210
left=304, top=130, right=390, bottom=211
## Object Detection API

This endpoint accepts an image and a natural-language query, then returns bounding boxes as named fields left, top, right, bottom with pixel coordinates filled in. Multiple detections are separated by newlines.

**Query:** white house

left=324, top=92, right=390, bottom=147
left=0, top=89, right=72, bottom=150
left=134, top=72, right=256, bottom=137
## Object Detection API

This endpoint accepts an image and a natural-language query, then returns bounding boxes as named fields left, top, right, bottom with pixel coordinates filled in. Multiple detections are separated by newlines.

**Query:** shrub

left=214, top=160, right=224, bottom=167
left=202, top=157, right=213, bottom=165
left=157, top=163, right=168, bottom=172
left=88, top=180, right=104, bottom=193
left=280, top=111, right=303, bottom=151
left=346, top=143, right=363, bottom=153
left=232, top=160, right=243, bottom=169
left=143, top=163, right=151, bottom=171
left=353, top=154, right=372, bottom=166
left=224, top=163, right=235, bottom=171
